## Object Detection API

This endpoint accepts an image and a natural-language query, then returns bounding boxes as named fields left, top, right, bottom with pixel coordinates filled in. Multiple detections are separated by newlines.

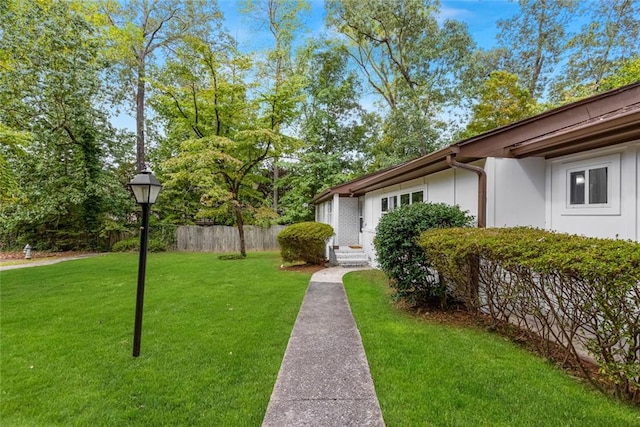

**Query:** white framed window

left=560, top=153, right=620, bottom=216
left=399, top=190, right=424, bottom=206
left=381, top=195, right=397, bottom=214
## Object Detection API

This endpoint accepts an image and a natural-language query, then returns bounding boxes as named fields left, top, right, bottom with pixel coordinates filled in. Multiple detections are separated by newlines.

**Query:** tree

left=0, top=125, right=30, bottom=204
left=0, top=0, right=132, bottom=249
left=151, top=35, right=291, bottom=256
left=277, top=39, right=379, bottom=223
left=462, top=71, right=540, bottom=138
left=165, top=132, right=284, bottom=257
left=241, top=0, right=309, bottom=213
left=496, top=0, right=578, bottom=98
left=101, top=0, right=222, bottom=172
left=326, top=0, right=474, bottom=166
left=553, top=0, right=640, bottom=102
left=599, top=55, right=640, bottom=90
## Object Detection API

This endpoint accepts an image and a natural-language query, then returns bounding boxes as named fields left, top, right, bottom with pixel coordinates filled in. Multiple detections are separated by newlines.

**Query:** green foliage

left=277, top=222, right=333, bottom=265
left=374, top=203, right=473, bottom=305
left=0, top=0, right=133, bottom=251
left=101, top=0, right=222, bottom=171
left=0, top=124, right=30, bottom=204
left=552, top=0, right=640, bottom=102
left=418, top=227, right=640, bottom=402
left=496, top=0, right=577, bottom=97
left=326, top=0, right=474, bottom=165
left=111, top=237, right=167, bottom=253
left=462, top=71, right=541, bottom=138
left=278, top=39, right=377, bottom=223
left=278, top=153, right=350, bottom=224
left=599, top=55, right=640, bottom=91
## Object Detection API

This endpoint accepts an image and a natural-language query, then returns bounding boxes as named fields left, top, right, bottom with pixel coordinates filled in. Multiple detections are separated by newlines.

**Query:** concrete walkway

left=0, top=254, right=102, bottom=271
left=262, top=267, right=385, bottom=427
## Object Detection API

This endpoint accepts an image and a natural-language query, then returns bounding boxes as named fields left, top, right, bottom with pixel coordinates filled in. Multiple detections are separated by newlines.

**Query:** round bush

left=374, top=202, right=473, bottom=305
left=277, top=222, right=334, bottom=265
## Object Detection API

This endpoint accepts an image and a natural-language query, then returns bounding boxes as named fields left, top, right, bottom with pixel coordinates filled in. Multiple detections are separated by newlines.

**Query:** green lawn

left=4, top=257, right=639, bottom=426
left=0, top=252, right=310, bottom=426
left=343, top=270, right=640, bottom=427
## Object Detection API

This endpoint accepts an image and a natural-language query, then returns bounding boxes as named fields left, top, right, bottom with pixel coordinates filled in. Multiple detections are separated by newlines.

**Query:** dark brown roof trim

left=457, top=82, right=640, bottom=158
left=313, top=82, right=640, bottom=203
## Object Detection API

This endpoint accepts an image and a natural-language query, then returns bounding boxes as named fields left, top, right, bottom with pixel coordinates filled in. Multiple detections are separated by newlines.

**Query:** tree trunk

left=136, top=58, right=146, bottom=173
left=273, top=160, right=279, bottom=213
left=233, top=202, right=247, bottom=257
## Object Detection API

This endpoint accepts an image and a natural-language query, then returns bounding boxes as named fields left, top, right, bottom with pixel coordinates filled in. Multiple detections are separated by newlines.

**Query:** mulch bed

left=279, top=263, right=325, bottom=274
left=0, top=251, right=95, bottom=262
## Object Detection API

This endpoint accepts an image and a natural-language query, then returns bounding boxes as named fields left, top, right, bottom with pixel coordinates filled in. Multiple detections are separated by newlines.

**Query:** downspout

left=446, top=150, right=486, bottom=311
left=446, top=151, right=487, bottom=228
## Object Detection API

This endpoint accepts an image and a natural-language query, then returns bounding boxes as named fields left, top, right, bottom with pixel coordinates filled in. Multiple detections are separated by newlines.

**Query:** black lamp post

left=127, top=167, right=162, bottom=357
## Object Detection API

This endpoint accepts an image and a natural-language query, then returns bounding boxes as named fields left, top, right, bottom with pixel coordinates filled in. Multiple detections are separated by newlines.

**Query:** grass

left=0, top=252, right=311, bottom=426
left=343, top=270, right=640, bottom=427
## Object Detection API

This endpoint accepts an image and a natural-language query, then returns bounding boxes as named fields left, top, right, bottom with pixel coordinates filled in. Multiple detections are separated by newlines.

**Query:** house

left=313, top=82, right=640, bottom=267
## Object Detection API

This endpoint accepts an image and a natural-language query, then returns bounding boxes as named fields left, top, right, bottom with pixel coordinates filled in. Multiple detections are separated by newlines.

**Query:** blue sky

left=220, top=0, right=522, bottom=52
left=114, top=1, right=529, bottom=130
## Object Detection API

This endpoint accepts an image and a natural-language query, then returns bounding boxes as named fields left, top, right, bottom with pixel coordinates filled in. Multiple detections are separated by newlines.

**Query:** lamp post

left=127, top=167, right=162, bottom=357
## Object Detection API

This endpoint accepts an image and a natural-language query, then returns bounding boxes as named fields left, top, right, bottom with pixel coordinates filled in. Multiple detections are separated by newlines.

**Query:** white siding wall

left=486, top=157, right=546, bottom=228
left=547, top=143, right=640, bottom=240
left=362, top=161, right=485, bottom=265
left=320, top=142, right=640, bottom=268
left=426, top=164, right=482, bottom=219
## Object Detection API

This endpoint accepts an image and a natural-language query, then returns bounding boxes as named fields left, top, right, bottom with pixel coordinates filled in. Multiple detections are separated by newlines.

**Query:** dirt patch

left=279, top=263, right=326, bottom=274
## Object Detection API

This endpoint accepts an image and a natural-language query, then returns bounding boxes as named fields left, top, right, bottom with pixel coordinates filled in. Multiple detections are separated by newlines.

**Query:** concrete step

left=334, top=249, right=368, bottom=267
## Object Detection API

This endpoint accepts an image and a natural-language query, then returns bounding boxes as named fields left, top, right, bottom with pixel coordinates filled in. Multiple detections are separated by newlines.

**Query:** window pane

left=570, top=171, right=585, bottom=205
left=589, top=167, right=608, bottom=204
left=412, top=191, right=424, bottom=204
left=381, top=198, right=388, bottom=212
left=400, top=194, right=410, bottom=205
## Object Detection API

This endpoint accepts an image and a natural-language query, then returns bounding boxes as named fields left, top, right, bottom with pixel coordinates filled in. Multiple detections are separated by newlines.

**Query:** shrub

left=418, top=227, right=640, bottom=402
left=112, top=237, right=167, bottom=253
left=277, top=222, right=333, bottom=265
left=374, top=203, right=473, bottom=305
left=218, top=254, right=245, bottom=261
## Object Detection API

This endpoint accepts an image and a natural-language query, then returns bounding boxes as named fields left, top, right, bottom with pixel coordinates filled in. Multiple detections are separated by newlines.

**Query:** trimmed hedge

left=277, top=222, right=334, bottom=265
left=418, top=227, right=640, bottom=401
left=374, top=202, right=473, bottom=305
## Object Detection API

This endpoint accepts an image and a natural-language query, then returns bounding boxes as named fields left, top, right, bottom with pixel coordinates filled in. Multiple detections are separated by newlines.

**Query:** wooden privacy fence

left=176, top=225, right=287, bottom=253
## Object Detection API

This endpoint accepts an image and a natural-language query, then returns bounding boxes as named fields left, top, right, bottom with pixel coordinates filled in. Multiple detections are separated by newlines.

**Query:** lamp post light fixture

left=127, top=166, right=162, bottom=357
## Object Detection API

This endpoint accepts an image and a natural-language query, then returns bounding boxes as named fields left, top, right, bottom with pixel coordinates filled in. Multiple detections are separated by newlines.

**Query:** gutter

left=446, top=150, right=486, bottom=228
